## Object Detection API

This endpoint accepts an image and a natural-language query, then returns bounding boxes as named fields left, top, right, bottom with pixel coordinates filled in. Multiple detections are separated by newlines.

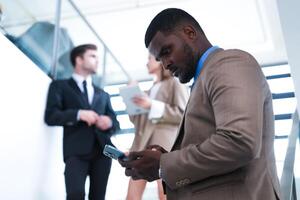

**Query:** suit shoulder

left=50, top=79, right=69, bottom=87
left=94, top=86, right=109, bottom=96
left=49, top=79, right=65, bottom=85
left=204, top=49, right=259, bottom=75
left=51, top=79, right=69, bottom=84
left=208, top=49, right=256, bottom=66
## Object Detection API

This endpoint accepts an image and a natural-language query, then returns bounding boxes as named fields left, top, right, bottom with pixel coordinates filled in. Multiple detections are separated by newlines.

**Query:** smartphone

left=103, top=144, right=128, bottom=161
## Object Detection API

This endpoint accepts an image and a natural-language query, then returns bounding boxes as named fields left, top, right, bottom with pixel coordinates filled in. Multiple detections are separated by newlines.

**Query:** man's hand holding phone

left=118, top=145, right=167, bottom=181
left=103, top=145, right=128, bottom=161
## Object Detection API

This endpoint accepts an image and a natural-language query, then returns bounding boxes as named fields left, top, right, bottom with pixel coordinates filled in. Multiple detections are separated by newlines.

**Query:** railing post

left=67, top=0, right=132, bottom=84
left=292, top=176, right=297, bottom=200
left=280, top=110, right=299, bottom=200
left=50, top=0, right=62, bottom=79
left=101, top=49, right=107, bottom=88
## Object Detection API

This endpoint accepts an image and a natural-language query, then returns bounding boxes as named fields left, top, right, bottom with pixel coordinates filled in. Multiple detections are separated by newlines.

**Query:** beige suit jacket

left=160, top=49, right=281, bottom=200
left=130, top=77, right=189, bottom=151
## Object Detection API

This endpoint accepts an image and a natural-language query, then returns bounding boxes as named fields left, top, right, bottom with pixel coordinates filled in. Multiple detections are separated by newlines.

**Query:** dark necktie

left=82, top=80, right=89, bottom=104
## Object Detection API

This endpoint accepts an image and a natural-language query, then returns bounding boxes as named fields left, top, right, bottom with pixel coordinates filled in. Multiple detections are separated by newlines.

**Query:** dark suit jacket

left=45, top=78, right=120, bottom=161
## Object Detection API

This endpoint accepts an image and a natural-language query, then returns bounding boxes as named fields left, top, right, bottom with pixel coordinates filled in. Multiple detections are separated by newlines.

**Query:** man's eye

left=161, top=48, right=170, bottom=57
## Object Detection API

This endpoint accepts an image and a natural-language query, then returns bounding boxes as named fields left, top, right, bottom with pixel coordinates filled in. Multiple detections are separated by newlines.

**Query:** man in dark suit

left=45, top=44, right=120, bottom=200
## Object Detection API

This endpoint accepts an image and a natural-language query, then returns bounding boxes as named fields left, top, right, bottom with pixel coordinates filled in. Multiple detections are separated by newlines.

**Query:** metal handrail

left=51, top=0, right=132, bottom=83
left=50, top=0, right=62, bottom=79
left=280, top=110, right=298, bottom=200
left=261, top=61, right=288, bottom=68
left=67, top=0, right=132, bottom=84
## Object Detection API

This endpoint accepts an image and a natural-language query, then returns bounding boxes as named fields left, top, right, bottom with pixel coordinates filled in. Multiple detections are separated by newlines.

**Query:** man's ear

left=182, top=25, right=197, bottom=40
left=75, top=56, right=82, bottom=66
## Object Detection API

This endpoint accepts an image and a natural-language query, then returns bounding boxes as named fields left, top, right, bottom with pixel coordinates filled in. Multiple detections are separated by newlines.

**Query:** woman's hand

left=132, top=94, right=152, bottom=110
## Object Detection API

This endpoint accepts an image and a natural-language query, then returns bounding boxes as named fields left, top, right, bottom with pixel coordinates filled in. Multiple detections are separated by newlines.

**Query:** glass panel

left=117, top=115, right=134, bottom=129
left=0, top=0, right=57, bottom=76
left=274, top=119, right=293, bottom=136
left=139, top=80, right=153, bottom=91
left=274, top=138, right=288, bottom=179
left=104, top=52, right=129, bottom=85
left=104, top=83, right=126, bottom=95
left=111, top=134, right=135, bottom=152
left=272, top=98, right=297, bottom=115
left=110, top=96, right=126, bottom=111
left=262, top=64, right=290, bottom=76
left=72, top=0, right=136, bottom=14
left=0, top=0, right=129, bottom=85
left=56, top=0, right=105, bottom=82
left=59, top=1, right=130, bottom=86
left=262, top=64, right=297, bottom=181
left=267, top=77, right=295, bottom=93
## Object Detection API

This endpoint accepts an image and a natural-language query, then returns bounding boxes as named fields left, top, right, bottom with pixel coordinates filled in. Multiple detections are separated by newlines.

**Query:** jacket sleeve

left=44, top=81, right=78, bottom=126
left=103, top=92, right=120, bottom=136
left=160, top=54, right=268, bottom=190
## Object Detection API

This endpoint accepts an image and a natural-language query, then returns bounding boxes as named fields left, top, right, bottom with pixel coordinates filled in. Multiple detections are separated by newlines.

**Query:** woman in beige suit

left=126, top=54, right=189, bottom=200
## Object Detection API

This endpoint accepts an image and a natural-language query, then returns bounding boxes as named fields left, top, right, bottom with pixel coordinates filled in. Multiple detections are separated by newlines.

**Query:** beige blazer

left=130, top=77, right=189, bottom=151
left=160, top=49, right=281, bottom=200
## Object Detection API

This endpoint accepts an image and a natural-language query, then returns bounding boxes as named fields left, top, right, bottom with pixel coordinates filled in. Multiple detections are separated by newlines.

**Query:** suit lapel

left=171, top=95, right=191, bottom=151
left=91, top=85, right=101, bottom=108
left=68, top=78, right=90, bottom=107
left=171, top=110, right=186, bottom=151
left=68, top=78, right=82, bottom=94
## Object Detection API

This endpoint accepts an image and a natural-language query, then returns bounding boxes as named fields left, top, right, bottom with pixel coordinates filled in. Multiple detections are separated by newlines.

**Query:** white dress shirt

left=148, top=82, right=165, bottom=121
left=72, top=73, right=94, bottom=121
left=72, top=73, right=94, bottom=105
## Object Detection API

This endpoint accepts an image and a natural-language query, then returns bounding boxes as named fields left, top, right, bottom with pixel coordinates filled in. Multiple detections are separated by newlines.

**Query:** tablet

left=119, top=85, right=149, bottom=115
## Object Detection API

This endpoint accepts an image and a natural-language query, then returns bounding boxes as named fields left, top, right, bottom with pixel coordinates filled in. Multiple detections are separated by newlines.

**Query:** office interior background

left=0, top=0, right=300, bottom=199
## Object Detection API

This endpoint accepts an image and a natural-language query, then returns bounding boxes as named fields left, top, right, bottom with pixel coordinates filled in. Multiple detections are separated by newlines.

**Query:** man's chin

left=178, top=78, right=189, bottom=84
left=90, top=70, right=97, bottom=75
left=178, top=75, right=191, bottom=84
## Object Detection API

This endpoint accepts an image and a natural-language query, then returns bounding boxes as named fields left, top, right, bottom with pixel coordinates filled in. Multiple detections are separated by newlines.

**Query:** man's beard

left=87, top=67, right=97, bottom=75
left=178, top=44, right=197, bottom=83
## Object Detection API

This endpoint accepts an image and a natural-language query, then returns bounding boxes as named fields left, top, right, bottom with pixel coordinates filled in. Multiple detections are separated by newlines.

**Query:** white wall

left=0, top=34, right=65, bottom=200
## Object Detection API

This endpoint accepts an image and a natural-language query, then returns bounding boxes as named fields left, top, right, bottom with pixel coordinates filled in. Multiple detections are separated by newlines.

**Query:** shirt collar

left=193, top=46, right=219, bottom=83
left=72, top=73, right=92, bottom=86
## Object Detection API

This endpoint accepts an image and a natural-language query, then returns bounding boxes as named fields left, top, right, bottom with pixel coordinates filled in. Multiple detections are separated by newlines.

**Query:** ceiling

left=0, top=0, right=288, bottom=83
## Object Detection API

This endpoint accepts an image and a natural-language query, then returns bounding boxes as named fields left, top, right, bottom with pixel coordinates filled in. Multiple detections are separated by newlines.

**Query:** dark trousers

left=64, top=152, right=112, bottom=200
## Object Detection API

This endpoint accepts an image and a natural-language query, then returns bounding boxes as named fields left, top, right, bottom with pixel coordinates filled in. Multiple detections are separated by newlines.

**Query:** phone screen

left=103, top=145, right=128, bottom=160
